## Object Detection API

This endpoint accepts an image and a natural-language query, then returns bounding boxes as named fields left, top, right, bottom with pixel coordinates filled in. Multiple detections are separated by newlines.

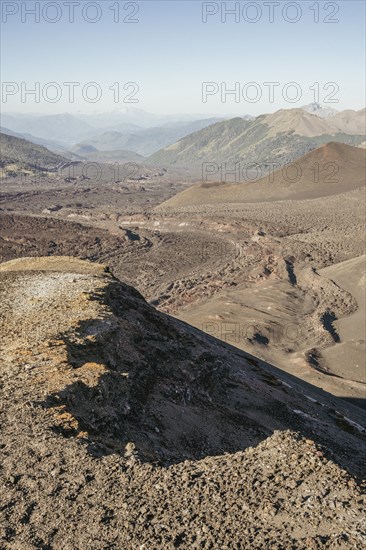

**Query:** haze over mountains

left=74, top=118, right=224, bottom=157
left=1, top=109, right=226, bottom=158
left=1, top=105, right=364, bottom=172
left=1, top=113, right=92, bottom=143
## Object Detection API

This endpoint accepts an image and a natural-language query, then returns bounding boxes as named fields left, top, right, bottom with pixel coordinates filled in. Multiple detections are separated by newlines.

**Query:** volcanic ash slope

left=0, top=257, right=365, bottom=549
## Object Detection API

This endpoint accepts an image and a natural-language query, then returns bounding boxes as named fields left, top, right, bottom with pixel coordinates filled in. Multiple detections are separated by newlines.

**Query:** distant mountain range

left=0, top=110, right=226, bottom=157
left=147, top=108, right=366, bottom=168
left=75, top=118, right=224, bottom=156
left=1, top=106, right=364, bottom=173
left=76, top=107, right=224, bottom=129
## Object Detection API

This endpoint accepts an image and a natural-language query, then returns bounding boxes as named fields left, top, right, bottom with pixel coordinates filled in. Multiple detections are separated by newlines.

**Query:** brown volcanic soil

left=320, top=256, right=366, bottom=383
left=1, top=257, right=366, bottom=549
left=1, top=180, right=365, bottom=408
left=158, top=143, right=366, bottom=207
left=1, top=143, right=365, bottom=410
left=0, top=157, right=193, bottom=227
left=0, top=178, right=187, bottom=223
left=0, top=213, right=151, bottom=264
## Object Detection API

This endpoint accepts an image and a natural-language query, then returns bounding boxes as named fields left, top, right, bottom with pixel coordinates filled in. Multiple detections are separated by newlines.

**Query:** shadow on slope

left=43, top=279, right=366, bottom=477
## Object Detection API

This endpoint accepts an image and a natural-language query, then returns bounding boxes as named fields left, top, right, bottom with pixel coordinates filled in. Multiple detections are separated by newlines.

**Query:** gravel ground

left=1, top=257, right=365, bottom=549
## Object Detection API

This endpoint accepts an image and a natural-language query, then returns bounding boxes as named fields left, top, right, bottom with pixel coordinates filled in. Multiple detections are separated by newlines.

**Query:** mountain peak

left=301, top=102, right=339, bottom=118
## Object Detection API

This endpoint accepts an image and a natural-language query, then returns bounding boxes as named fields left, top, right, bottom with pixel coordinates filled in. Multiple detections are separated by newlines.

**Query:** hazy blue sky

left=1, top=0, right=365, bottom=115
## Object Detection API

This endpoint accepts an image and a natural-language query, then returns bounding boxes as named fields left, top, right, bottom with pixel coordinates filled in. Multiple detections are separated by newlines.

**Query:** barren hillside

left=0, top=257, right=365, bottom=548
left=158, top=143, right=366, bottom=207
